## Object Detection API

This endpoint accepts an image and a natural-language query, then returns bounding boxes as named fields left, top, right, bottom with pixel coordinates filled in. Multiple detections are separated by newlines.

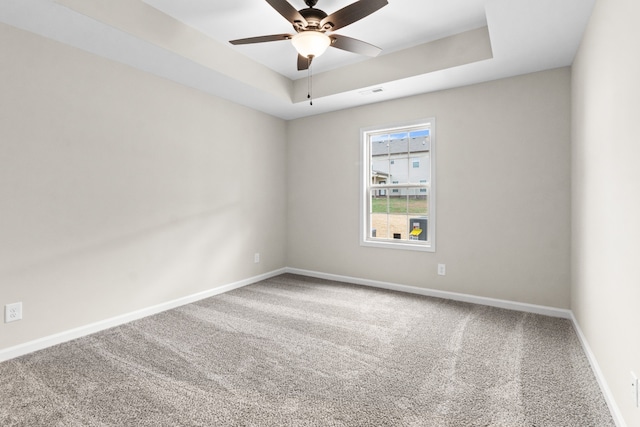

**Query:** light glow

left=291, top=31, right=331, bottom=58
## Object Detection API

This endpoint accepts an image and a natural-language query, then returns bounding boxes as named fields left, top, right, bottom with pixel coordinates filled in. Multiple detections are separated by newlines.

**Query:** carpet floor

left=1, top=274, right=615, bottom=426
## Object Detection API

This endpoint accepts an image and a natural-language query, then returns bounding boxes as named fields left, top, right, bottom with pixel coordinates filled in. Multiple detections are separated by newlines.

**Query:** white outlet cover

left=438, top=264, right=446, bottom=276
left=5, top=302, right=22, bottom=323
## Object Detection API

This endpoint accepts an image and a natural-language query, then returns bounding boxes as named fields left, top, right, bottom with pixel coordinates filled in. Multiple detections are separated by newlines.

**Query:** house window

left=360, top=119, right=435, bottom=252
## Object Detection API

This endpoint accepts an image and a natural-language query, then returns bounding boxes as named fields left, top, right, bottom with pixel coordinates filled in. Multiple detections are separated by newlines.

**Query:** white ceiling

left=1, top=0, right=595, bottom=120
left=144, top=0, right=490, bottom=80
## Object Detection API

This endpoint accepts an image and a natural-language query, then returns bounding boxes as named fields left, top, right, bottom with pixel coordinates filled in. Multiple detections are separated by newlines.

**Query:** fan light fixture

left=229, top=0, right=389, bottom=106
left=291, top=31, right=331, bottom=58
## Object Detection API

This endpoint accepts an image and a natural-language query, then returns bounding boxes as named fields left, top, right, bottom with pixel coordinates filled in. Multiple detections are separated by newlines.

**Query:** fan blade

left=266, top=0, right=308, bottom=26
left=330, top=34, right=382, bottom=57
left=320, top=0, right=388, bottom=32
left=230, top=34, right=293, bottom=45
left=297, top=54, right=313, bottom=71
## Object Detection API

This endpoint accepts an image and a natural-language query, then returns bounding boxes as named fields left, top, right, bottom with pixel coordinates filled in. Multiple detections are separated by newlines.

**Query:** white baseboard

left=285, top=267, right=572, bottom=319
left=569, top=313, right=627, bottom=427
left=0, top=268, right=286, bottom=363
left=0, top=267, right=569, bottom=362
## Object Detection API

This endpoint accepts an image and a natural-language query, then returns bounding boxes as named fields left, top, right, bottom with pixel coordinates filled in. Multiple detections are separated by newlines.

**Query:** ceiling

left=145, top=0, right=491, bottom=80
left=1, top=0, right=594, bottom=120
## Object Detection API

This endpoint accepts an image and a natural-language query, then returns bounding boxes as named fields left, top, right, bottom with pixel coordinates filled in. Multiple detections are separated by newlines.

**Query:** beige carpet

left=0, top=274, right=615, bottom=426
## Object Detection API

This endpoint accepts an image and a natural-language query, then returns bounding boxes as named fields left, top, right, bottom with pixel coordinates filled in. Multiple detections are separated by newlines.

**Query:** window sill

left=361, top=239, right=435, bottom=252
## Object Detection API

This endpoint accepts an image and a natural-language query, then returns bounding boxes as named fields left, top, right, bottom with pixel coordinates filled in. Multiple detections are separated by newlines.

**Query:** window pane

left=389, top=194, right=407, bottom=213
left=371, top=135, right=390, bottom=190
left=407, top=188, right=428, bottom=215
left=408, top=216, right=428, bottom=241
left=408, top=155, right=427, bottom=181
left=371, top=193, right=389, bottom=213
left=371, top=213, right=409, bottom=240
left=390, top=133, right=409, bottom=154
left=409, top=133, right=429, bottom=150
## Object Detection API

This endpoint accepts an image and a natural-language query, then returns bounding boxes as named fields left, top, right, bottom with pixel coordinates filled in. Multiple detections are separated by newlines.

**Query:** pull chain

left=307, top=55, right=313, bottom=106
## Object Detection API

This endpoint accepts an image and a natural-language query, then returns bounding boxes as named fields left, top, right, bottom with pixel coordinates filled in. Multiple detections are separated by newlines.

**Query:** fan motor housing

left=296, top=8, right=330, bottom=31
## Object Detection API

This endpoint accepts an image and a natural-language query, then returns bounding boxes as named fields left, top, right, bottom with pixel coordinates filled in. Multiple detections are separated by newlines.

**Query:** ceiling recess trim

left=293, top=26, right=493, bottom=103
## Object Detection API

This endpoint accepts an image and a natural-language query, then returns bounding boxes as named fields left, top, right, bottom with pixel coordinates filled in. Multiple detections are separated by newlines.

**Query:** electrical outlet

left=5, top=302, right=22, bottom=323
left=631, top=371, right=638, bottom=407
left=254, top=253, right=260, bottom=263
left=437, top=264, right=446, bottom=276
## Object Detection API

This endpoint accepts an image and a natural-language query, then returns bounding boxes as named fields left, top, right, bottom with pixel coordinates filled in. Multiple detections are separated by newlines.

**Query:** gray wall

left=572, top=0, right=640, bottom=425
left=287, top=68, right=572, bottom=308
left=0, top=24, right=288, bottom=349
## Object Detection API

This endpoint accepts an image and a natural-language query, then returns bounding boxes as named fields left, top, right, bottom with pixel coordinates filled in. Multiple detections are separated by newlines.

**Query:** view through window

left=361, top=120, right=435, bottom=251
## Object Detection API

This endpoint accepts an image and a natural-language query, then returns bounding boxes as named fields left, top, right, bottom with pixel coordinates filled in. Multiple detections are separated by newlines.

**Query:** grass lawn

left=372, top=196, right=428, bottom=214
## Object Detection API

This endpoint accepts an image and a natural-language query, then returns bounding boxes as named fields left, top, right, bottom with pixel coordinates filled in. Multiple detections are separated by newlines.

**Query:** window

left=360, top=119, right=436, bottom=251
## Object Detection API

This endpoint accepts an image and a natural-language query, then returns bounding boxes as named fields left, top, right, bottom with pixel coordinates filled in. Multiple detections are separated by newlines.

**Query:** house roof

left=371, top=138, right=430, bottom=157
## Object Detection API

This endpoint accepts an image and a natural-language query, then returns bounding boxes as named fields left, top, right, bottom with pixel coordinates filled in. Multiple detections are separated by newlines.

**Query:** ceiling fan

left=229, top=0, right=389, bottom=71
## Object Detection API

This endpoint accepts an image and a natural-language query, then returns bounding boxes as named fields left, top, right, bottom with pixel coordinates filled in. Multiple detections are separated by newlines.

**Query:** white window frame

left=360, top=118, right=436, bottom=252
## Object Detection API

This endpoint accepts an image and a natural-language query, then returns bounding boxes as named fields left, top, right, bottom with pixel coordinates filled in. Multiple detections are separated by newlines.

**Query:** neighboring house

left=371, top=133, right=431, bottom=197
left=370, top=170, right=389, bottom=196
